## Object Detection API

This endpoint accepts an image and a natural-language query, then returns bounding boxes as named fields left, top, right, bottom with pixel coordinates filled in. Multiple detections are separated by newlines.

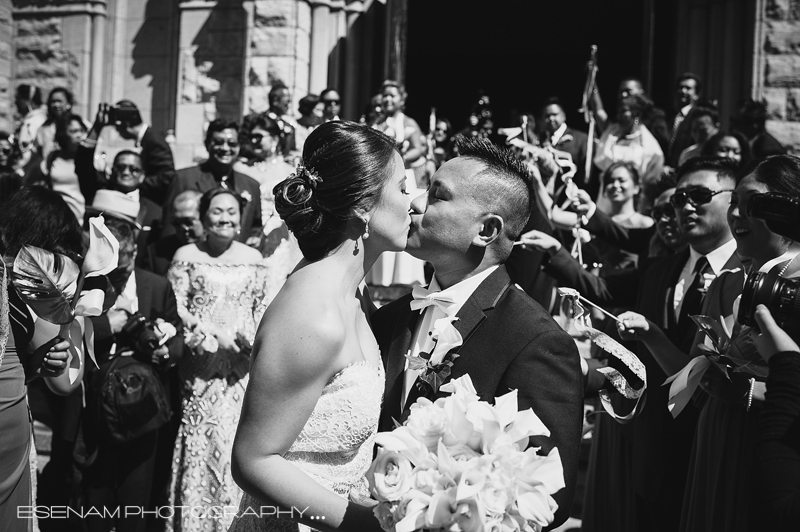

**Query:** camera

left=738, top=192, right=800, bottom=332
left=107, top=105, right=139, bottom=125
left=738, top=264, right=800, bottom=332
left=121, top=313, right=164, bottom=362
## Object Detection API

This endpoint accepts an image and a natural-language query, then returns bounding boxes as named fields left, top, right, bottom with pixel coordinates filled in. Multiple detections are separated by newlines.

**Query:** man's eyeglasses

left=323, top=99, right=340, bottom=106
left=113, top=164, right=143, bottom=177
left=211, top=139, right=239, bottom=149
left=652, top=204, right=676, bottom=221
left=670, top=187, right=733, bottom=209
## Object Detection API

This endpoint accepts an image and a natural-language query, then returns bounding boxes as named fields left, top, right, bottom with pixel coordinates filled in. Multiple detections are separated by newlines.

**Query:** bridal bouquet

left=366, top=375, right=564, bottom=532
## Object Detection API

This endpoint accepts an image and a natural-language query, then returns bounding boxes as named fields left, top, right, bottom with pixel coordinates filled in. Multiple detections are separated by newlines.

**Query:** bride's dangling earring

left=353, top=238, right=359, bottom=256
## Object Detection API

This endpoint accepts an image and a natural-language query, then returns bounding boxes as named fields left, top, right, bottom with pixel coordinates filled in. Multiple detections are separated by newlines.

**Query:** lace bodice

left=230, top=360, right=385, bottom=532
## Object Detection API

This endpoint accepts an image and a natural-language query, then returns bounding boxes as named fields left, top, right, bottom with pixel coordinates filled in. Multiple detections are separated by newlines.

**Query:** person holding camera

left=165, top=188, right=268, bottom=532
left=81, top=214, right=183, bottom=532
left=618, top=155, right=800, bottom=532
left=752, top=305, right=800, bottom=529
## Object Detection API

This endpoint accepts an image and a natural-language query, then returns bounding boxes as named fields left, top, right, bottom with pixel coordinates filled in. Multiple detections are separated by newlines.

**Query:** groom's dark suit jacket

left=372, top=266, right=584, bottom=530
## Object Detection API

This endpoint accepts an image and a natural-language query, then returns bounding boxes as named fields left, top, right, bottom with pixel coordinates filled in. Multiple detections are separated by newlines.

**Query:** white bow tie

left=409, top=285, right=456, bottom=313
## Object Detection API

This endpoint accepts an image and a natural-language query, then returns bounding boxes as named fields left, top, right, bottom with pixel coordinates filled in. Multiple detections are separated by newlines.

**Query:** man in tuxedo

left=372, top=136, right=584, bottom=530
left=668, top=73, right=702, bottom=168
left=163, top=119, right=262, bottom=245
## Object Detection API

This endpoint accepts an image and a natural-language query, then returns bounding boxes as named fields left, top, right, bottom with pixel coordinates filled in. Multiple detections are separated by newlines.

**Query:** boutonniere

left=556, top=134, right=573, bottom=146
left=240, top=190, right=253, bottom=204
left=698, top=272, right=716, bottom=294
left=405, top=316, right=463, bottom=392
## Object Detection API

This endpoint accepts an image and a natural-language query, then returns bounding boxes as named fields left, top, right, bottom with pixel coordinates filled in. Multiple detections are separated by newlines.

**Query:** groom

left=372, top=136, right=584, bottom=529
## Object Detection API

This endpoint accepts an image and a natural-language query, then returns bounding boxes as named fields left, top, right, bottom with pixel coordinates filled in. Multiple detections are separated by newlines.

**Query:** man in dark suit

left=108, top=100, right=177, bottom=204
left=372, top=136, right=584, bottom=530
left=163, top=118, right=262, bottom=245
left=81, top=216, right=183, bottom=532
left=540, top=97, right=589, bottom=190
left=140, top=189, right=204, bottom=276
left=76, top=117, right=163, bottom=252
left=668, top=73, right=702, bottom=168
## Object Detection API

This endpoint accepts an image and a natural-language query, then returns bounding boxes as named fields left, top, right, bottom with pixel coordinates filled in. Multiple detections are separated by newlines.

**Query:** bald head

left=172, top=190, right=203, bottom=244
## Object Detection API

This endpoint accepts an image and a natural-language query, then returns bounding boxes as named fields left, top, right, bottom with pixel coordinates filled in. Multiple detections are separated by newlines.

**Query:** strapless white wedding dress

left=229, top=360, right=384, bottom=532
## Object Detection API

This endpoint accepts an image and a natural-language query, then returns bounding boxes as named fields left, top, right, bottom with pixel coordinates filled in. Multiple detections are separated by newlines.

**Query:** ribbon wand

left=579, top=45, right=598, bottom=182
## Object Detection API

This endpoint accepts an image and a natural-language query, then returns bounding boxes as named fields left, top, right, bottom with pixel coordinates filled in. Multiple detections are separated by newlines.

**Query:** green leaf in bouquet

left=11, top=245, right=80, bottom=325
left=690, top=315, right=731, bottom=352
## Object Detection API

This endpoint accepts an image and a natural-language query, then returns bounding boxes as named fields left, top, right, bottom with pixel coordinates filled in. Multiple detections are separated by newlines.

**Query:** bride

left=230, top=121, right=410, bottom=532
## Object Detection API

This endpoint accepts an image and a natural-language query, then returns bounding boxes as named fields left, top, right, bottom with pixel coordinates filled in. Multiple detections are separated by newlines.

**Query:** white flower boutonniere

left=240, top=190, right=253, bottom=204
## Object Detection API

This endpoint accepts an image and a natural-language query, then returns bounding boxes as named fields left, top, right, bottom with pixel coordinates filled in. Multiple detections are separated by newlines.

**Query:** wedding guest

left=731, top=99, right=787, bottom=158
left=540, top=97, right=589, bottom=189
left=589, top=158, right=739, bottom=532
left=265, top=83, right=297, bottom=154
left=35, top=87, right=78, bottom=159
left=14, top=84, right=47, bottom=169
left=0, top=187, right=83, bottom=532
left=701, top=130, right=752, bottom=168
left=618, top=155, right=800, bottom=532
left=0, top=131, right=23, bottom=201
left=597, top=77, right=670, bottom=155
left=320, top=87, right=342, bottom=122
left=294, top=93, right=323, bottom=152
left=167, top=188, right=268, bottom=532
left=752, top=306, right=800, bottom=529
left=374, top=80, right=426, bottom=187
left=29, top=113, right=88, bottom=221
left=164, top=119, right=262, bottom=246
left=677, top=101, right=720, bottom=166
left=230, top=121, right=407, bottom=532
left=668, top=73, right=702, bottom=168
left=591, top=161, right=653, bottom=272
left=104, top=100, right=177, bottom=204
left=81, top=216, right=183, bottom=532
left=593, top=94, right=664, bottom=211
left=140, top=190, right=203, bottom=276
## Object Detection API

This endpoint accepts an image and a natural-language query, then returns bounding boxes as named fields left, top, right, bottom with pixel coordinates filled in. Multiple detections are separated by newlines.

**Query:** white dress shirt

left=673, top=238, right=737, bottom=318
left=401, top=265, right=499, bottom=407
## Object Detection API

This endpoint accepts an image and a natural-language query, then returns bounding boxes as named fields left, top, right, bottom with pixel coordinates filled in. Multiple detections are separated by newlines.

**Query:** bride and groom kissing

left=228, top=121, right=584, bottom=532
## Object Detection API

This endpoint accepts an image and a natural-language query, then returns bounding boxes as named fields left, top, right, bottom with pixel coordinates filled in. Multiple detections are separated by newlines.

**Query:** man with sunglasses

left=163, top=119, right=263, bottom=247
left=320, top=87, right=341, bottom=122
left=76, top=126, right=164, bottom=255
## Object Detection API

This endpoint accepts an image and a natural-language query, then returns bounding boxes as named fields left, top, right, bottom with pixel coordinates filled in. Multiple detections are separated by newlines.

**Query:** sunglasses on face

left=211, top=140, right=239, bottom=149
left=323, top=99, right=340, bottom=106
left=0, top=146, right=12, bottom=155
left=114, top=164, right=143, bottom=176
left=670, top=187, right=733, bottom=209
left=250, top=133, right=265, bottom=144
left=652, top=204, right=676, bottom=221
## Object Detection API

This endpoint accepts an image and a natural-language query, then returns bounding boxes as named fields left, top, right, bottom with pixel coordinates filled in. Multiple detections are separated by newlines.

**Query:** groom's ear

left=471, top=214, right=504, bottom=248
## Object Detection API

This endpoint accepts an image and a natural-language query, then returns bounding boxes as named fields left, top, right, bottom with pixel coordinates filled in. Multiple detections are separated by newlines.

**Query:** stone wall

left=0, top=0, right=12, bottom=131
left=761, top=0, right=800, bottom=152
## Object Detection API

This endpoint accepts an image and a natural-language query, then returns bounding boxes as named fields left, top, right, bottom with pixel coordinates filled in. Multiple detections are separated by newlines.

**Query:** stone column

left=0, top=0, right=14, bottom=130
left=309, top=0, right=331, bottom=93
left=756, top=0, right=800, bottom=152
left=342, top=0, right=364, bottom=120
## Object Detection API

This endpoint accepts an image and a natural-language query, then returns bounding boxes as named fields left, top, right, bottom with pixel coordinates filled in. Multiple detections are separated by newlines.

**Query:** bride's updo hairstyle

left=274, top=121, right=397, bottom=260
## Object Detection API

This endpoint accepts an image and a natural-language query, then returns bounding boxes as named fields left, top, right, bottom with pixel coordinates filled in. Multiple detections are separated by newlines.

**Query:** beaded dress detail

left=166, top=261, right=269, bottom=532
left=229, top=359, right=385, bottom=532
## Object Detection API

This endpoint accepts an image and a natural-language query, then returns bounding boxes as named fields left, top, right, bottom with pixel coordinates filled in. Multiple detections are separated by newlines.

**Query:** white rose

left=478, top=478, right=513, bottom=516
left=367, top=449, right=414, bottom=502
left=407, top=399, right=448, bottom=451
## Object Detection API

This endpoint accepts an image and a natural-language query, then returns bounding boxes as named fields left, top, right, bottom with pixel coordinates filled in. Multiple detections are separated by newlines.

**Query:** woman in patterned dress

left=166, top=188, right=269, bottom=532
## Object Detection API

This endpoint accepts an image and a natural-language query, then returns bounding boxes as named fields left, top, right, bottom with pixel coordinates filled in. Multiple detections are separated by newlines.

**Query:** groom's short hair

left=454, top=135, right=534, bottom=240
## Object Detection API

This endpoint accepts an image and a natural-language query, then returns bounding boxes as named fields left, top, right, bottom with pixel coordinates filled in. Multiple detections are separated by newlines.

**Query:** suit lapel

left=134, top=269, right=152, bottom=317
left=383, top=297, right=422, bottom=424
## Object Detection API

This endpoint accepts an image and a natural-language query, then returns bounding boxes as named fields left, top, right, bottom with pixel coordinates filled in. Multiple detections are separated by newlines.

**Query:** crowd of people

left=0, top=68, right=798, bottom=532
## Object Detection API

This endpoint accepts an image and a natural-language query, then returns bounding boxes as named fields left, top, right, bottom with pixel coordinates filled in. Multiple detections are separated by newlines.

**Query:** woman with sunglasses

left=619, top=155, right=800, bottom=532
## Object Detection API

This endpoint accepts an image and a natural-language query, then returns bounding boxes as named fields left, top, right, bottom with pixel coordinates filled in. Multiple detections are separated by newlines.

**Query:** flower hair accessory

left=295, top=164, right=322, bottom=188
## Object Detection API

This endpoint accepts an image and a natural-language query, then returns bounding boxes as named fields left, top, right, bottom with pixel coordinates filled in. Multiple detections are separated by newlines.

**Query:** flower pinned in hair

left=296, top=164, right=322, bottom=187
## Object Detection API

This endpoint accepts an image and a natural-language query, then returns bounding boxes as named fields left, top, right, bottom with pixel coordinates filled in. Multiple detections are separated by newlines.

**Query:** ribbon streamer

left=663, top=356, right=712, bottom=418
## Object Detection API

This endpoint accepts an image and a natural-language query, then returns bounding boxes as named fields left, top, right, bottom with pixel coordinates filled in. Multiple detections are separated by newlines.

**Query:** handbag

left=95, top=354, right=171, bottom=443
